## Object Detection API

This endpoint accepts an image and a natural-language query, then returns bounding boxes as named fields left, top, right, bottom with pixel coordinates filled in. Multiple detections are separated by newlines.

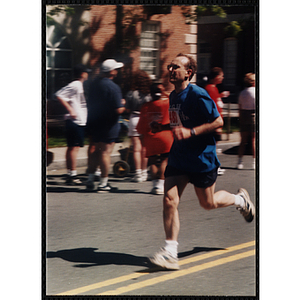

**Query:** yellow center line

left=99, top=250, right=255, bottom=295
left=56, top=240, right=255, bottom=295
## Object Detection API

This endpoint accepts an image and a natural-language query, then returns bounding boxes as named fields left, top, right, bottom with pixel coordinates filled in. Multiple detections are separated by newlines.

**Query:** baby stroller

left=113, top=118, right=135, bottom=177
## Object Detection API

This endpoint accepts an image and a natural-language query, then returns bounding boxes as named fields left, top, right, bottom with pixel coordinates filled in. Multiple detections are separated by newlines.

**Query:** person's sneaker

left=150, top=187, right=164, bottom=195
left=236, top=188, right=255, bottom=222
left=66, top=176, right=82, bottom=186
left=237, top=163, right=244, bottom=170
left=131, top=175, right=143, bottom=183
left=86, top=180, right=94, bottom=191
left=217, top=167, right=225, bottom=176
left=97, top=184, right=112, bottom=193
left=149, top=248, right=179, bottom=270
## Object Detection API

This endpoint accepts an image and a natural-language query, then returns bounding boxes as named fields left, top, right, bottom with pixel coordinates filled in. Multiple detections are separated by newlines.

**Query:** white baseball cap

left=100, top=59, right=124, bottom=73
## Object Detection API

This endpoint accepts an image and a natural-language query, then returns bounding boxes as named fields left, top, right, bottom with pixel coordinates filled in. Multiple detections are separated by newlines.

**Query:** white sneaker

left=237, top=163, right=244, bottom=170
left=149, top=248, right=179, bottom=270
left=150, top=187, right=164, bottom=195
left=131, top=175, right=143, bottom=183
left=97, top=184, right=112, bottom=192
left=217, top=167, right=225, bottom=175
left=236, top=188, right=255, bottom=222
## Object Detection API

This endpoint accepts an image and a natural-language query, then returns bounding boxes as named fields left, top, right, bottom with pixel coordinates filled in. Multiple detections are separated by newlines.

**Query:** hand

left=221, top=91, right=230, bottom=98
left=217, top=99, right=224, bottom=109
left=172, top=126, right=191, bottom=141
left=69, top=108, right=77, bottom=120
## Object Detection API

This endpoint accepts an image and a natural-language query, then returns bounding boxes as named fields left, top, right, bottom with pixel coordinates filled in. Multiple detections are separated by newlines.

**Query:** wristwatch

left=190, top=128, right=196, bottom=137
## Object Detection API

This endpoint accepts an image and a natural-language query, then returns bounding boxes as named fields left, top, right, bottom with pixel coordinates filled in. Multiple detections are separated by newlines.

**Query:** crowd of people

left=54, top=54, right=256, bottom=270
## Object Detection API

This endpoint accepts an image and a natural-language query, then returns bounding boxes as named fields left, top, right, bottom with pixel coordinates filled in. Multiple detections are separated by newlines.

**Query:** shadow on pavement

left=47, top=246, right=225, bottom=271
left=223, top=143, right=252, bottom=155
left=47, top=248, right=150, bottom=268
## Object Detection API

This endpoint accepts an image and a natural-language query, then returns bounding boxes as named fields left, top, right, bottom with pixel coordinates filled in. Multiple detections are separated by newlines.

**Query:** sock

left=157, top=179, right=164, bottom=189
left=234, top=194, right=245, bottom=208
left=70, top=170, right=77, bottom=177
left=100, top=177, right=108, bottom=187
left=152, top=179, right=158, bottom=188
left=142, top=169, right=148, bottom=180
left=88, top=173, right=95, bottom=182
left=164, top=240, right=178, bottom=258
left=95, top=168, right=101, bottom=176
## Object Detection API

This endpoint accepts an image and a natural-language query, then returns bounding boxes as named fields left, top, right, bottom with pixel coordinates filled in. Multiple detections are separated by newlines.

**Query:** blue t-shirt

left=168, top=83, right=221, bottom=173
left=87, top=77, right=123, bottom=139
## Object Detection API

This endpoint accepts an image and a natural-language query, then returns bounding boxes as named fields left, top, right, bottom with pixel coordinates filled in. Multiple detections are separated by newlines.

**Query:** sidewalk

left=47, top=132, right=240, bottom=171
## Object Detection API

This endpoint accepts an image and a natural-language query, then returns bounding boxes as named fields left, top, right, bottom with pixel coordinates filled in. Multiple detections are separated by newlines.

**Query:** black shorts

left=239, top=110, right=255, bottom=132
left=65, top=119, right=85, bottom=147
left=164, top=165, right=218, bottom=188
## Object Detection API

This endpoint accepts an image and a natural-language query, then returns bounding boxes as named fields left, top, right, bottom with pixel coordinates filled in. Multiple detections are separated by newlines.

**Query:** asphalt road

left=45, top=152, right=257, bottom=297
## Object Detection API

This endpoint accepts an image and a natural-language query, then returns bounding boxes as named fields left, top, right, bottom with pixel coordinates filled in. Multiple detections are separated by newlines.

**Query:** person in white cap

left=86, top=59, right=125, bottom=192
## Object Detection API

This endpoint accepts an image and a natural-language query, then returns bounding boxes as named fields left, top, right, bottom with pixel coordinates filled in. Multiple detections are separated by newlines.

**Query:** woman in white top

left=237, top=73, right=256, bottom=170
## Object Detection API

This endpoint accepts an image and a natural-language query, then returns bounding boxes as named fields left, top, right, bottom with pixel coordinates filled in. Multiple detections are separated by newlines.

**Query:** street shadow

left=223, top=143, right=253, bottom=156
left=47, top=248, right=150, bottom=268
left=46, top=186, right=81, bottom=193
left=46, top=246, right=225, bottom=271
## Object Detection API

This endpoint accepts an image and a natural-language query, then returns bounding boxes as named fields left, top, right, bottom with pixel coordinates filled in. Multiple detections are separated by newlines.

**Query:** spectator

left=237, top=73, right=256, bottom=169
left=55, top=64, right=90, bottom=185
left=125, top=70, right=152, bottom=182
left=86, top=59, right=125, bottom=192
left=136, top=83, right=173, bottom=195
left=205, top=67, right=230, bottom=175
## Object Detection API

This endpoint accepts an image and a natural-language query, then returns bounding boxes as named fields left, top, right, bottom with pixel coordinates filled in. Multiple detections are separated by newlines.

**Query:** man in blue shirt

left=149, top=53, right=255, bottom=270
left=86, top=59, right=125, bottom=192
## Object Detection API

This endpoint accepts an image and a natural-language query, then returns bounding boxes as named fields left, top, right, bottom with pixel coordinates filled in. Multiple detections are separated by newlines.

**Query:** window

left=46, top=24, right=72, bottom=99
left=140, top=22, right=160, bottom=80
left=223, top=38, right=237, bottom=86
left=198, top=41, right=211, bottom=74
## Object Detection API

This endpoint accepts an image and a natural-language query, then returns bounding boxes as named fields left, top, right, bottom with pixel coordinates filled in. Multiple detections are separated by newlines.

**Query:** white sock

left=234, top=194, right=245, bottom=208
left=152, top=179, right=158, bottom=188
left=70, top=170, right=77, bottom=177
left=164, top=240, right=178, bottom=258
left=95, top=168, right=101, bottom=176
left=100, top=177, right=108, bottom=187
left=157, top=179, right=164, bottom=189
left=142, top=169, right=148, bottom=179
left=88, top=173, right=95, bottom=182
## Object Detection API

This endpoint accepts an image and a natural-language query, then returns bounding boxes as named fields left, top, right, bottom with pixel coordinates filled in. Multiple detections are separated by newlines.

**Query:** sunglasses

left=167, top=64, right=181, bottom=71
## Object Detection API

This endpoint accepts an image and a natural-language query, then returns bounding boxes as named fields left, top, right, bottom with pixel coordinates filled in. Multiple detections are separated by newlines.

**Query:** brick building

left=46, top=5, right=256, bottom=117
left=46, top=5, right=196, bottom=104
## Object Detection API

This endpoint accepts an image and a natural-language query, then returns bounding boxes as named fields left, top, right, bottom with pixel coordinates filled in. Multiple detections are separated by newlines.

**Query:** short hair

left=244, top=73, right=255, bottom=87
left=131, top=70, right=152, bottom=95
left=176, top=53, right=197, bottom=81
left=208, top=67, right=223, bottom=81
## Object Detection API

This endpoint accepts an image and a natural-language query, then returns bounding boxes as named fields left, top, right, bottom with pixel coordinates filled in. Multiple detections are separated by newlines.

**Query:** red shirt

left=205, top=84, right=223, bottom=115
left=136, top=98, right=173, bottom=158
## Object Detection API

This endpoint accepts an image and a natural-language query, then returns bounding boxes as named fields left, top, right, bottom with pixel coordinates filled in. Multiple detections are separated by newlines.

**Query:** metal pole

left=227, top=102, right=231, bottom=141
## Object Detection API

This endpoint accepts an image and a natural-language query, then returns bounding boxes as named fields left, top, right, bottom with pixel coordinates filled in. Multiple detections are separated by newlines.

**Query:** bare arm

left=57, top=96, right=77, bottom=119
left=172, top=116, right=223, bottom=141
left=115, top=99, right=126, bottom=115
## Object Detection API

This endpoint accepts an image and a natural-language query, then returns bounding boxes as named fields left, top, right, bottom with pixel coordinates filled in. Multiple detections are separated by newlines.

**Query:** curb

left=47, top=133, right=240, bottom=171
